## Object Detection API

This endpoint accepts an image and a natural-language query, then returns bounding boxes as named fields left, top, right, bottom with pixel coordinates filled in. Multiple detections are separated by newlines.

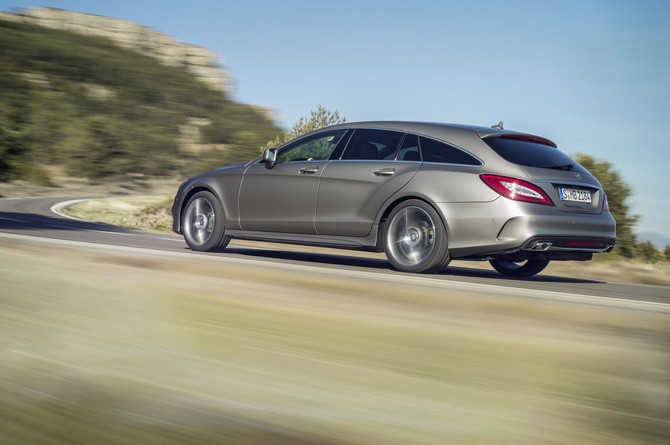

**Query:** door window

left=341, top=129, right=404, bottom=160
left=276, top=130, right=347, bottom=163
left=397, top=134, right=421, bottom=161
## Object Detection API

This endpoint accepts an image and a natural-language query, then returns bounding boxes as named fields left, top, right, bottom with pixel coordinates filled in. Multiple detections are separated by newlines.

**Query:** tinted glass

left=483, top=137, right=588, bottom=174
left=341, top=129, right=403, bottom=160
left=419, top=137, right=480, bottom=165
left=276, top=130, right=346, bottom=162
left=397, top=134, right=421, bottom=161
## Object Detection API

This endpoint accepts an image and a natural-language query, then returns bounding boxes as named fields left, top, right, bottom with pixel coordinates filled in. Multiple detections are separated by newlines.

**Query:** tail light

left=602, top=192, right=609, bottom=211
left=480, top=174, right=554, bottom=205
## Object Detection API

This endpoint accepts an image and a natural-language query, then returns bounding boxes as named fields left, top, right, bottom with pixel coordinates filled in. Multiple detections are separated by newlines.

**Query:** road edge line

left=1, top=231, right=668, bottom=312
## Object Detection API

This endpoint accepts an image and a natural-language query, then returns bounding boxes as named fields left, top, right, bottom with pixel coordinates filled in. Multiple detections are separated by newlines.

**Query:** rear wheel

left=383, top=200, right=451, bottom=273
left=489, top=258, right=549, bottom=277
left=182, top=191, right=230, bottom=252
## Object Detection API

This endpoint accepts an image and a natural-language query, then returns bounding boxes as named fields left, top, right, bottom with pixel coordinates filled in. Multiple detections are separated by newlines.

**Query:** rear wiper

left=537, top=163, right=574, bottom=171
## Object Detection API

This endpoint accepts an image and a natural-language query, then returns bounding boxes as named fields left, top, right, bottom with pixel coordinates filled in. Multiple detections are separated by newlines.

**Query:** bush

left=572, top=154, right=639, bottom=258
left=634, top=240, right=664, bottom=264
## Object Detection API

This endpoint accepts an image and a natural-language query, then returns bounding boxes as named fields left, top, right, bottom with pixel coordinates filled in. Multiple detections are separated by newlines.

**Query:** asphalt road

left=1, top=196, right=668, bottom=305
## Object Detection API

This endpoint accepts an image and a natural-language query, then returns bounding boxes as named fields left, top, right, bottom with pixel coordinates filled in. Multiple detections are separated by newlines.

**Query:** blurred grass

left=64, top=195, right=670, bottom=286
left=63, top=195, right=175, bottom=234
left=0, top=237, right=668, bottom=444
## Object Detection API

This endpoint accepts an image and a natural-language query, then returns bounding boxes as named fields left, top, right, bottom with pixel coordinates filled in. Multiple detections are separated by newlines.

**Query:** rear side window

left=483, top=137, right=588, bottom=174
left=397, top=134, right=421, bottom=161
left=419, top=137, right=480, bottom=165
left=341, top=129, right=404, bottom=160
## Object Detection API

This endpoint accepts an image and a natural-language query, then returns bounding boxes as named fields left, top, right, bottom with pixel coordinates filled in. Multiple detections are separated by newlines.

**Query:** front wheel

left=182, top=191, right=230, bottom=252
left=489, top=258, right=550, bottom=277
left=383, top=200, right=451, bottom=273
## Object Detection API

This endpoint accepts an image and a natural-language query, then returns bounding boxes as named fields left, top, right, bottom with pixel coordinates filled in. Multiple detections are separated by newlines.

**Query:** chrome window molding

left=421, top=161, right=484, bottom=168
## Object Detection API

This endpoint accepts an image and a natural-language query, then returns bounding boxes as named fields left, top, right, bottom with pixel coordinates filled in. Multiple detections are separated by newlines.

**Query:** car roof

left=316, top=121, right=555, bottom=145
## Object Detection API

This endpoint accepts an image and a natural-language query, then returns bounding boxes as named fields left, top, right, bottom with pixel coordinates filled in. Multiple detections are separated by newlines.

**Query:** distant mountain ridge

left=0, top=7, right=231, bottom=92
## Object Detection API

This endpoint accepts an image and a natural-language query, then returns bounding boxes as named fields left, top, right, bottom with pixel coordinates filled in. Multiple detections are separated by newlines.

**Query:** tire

left=383, top=200, right=451, bottom=273
left=182, top=191, right=230, bottom=252
left=489, top=258, right=550, bottom=277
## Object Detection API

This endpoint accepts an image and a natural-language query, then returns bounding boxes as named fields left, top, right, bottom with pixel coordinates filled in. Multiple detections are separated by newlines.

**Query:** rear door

left=315, top=130, right=421, bottom=236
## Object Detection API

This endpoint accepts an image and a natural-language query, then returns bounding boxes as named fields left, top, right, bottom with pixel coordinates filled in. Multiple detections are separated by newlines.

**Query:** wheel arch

left=178, top=184, right=224, bottom=233
left=375, top=194, right=452, bottom=250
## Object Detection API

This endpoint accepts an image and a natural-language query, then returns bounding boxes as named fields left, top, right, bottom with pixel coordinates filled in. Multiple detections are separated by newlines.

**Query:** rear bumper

left=435, top=198, right=616, bottom=259
left=487, top=236, right=615, bottom=262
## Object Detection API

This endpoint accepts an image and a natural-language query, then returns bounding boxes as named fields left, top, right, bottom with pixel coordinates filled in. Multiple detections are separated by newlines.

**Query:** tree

left=572, top=154, right=639, bottom=258
left=635, top=240, right=664, bottom=264
left=664, top=245, right=670, bottom=263
left=262, top=105, right=345, bottom=150
left=0, top=75, right=32, bottom=182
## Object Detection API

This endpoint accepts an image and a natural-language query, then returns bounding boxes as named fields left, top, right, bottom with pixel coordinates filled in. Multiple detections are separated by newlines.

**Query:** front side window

left=341, top=129, right=404, bottom=160
left=419, top=136, right=481, bottom=165
left=276, top=130, right=347, bottom=163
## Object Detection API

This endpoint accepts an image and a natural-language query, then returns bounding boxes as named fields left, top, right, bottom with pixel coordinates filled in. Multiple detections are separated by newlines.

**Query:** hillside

left=0, top=17, right=281, bottom=185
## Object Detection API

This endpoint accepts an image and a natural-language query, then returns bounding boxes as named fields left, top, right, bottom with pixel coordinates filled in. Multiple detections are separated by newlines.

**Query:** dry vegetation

left=63, top=194, right=175, bottom=234
left=0, top=166, right=180, bottom=199
left=0, top=236, right=668, bottom=444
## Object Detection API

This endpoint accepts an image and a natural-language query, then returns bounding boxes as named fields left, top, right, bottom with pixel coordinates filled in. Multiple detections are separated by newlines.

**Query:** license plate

left=559, top=187, right=591, bottom=203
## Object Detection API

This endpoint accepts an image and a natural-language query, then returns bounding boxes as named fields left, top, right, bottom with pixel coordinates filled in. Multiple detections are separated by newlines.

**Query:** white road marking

left=48, top=199, right=147, bottom=235
left=0, top=216, right=26, bottom=223
left=45, top=223, right=134, bottom=235
left=1, top=231, right=668, bottom=311
left=50, top=199, right=104, bottom=224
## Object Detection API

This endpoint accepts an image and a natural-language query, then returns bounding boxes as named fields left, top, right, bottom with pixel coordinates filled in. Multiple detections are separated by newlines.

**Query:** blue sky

left=2, top=0, right=669, bottom=243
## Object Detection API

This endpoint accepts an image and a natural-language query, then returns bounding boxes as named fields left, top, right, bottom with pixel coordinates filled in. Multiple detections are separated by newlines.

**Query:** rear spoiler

left=479, top=133, right=557, bottom=148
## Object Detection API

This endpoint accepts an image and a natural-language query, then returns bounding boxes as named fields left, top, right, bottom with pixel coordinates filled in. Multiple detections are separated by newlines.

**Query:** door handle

left=373, top=168, right=395, bottom=177
left=299, top=166, right=319, bottom=174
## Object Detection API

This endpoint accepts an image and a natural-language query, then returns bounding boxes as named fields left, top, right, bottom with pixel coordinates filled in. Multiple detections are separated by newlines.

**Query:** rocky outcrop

left=0, top=7, right=231, bottom=92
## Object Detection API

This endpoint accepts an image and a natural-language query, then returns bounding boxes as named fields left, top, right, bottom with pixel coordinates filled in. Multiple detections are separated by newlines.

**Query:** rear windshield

left=483, top=137, right=588, bottom=174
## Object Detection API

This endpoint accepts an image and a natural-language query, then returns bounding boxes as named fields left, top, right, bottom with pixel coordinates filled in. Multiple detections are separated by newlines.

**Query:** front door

left=238, top=129, right=348, bottom=234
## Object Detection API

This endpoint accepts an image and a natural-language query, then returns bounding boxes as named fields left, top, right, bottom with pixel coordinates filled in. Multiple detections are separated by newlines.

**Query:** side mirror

left=263, top=148, right=277, bottom=169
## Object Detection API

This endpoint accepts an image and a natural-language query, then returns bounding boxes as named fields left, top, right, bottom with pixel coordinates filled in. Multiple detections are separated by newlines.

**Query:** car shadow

left=221, top=247, right=604, bottom=285
left=441, top=265, right=604, bottom=284
left=223, top=247, right=391, bottom=270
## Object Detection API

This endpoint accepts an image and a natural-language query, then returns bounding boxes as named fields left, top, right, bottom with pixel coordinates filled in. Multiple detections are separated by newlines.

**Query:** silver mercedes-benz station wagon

left=172, top=121, right=616, bottom=277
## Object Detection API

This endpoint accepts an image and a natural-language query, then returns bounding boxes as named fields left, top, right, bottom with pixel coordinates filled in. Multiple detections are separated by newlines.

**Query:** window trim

left=264, top=126, right=485, bottom=167
left=333, top=127, right=483, bottom=166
